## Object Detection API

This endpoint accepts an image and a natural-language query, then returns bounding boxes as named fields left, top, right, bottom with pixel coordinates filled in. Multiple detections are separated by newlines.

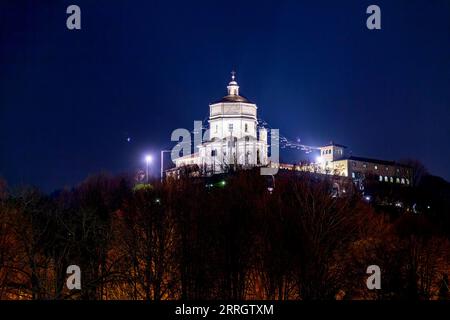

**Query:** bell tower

left=318, top=142, right=347, bottom=162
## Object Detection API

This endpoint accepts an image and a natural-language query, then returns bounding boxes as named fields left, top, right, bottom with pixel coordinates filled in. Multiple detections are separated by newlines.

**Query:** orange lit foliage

left=0, top=171, right=449, bottom=300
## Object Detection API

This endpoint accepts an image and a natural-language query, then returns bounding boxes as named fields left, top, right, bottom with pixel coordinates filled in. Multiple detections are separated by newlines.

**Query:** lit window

left=401, top=178, right=405, bottom=184
left=379, top=175, right=383, bottom=182
left=385, top=176, right=388, bottom=182
left=406, top=179, right=410, bottom=185
left=352, top=172, right=355, bottom=178
left=374, top=166, right=378, bottom=170
left=363, top=163, right=367, bottom=168
left=390, top=177, right=394, bottom=183
left=396, top=178, right=400, bottom=183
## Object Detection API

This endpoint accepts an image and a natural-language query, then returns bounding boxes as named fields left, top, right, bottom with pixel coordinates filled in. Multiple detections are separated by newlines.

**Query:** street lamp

left=145, top=155, right=153, bottom=183
left=160, top=150, right=171, bottom=182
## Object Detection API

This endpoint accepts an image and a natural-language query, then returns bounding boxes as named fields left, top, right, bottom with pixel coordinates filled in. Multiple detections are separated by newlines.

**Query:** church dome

left=213, top=94, right=252, bottom=104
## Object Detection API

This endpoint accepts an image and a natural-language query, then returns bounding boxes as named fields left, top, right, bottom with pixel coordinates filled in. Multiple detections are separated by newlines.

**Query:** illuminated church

left=168, top=72, right=412, bottom=187
left=172, top=73, right=269, bottom=175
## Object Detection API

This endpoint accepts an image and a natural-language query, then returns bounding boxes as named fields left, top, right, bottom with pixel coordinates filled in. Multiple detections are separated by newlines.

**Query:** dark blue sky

left=1, top=0, right=449, bottom=192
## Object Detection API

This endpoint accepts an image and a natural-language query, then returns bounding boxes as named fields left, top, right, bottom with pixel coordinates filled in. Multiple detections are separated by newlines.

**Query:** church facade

left=171, top=73, right=269, bottom=176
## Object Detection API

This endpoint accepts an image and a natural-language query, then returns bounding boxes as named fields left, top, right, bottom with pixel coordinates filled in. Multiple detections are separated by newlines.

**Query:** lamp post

left=145, top=155, right=153, bottom=184
left=160, top=150, right=171, bottom=182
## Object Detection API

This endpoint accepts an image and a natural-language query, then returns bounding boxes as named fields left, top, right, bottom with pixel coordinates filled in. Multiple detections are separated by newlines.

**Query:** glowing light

left=316, top=156, right=324, bottom=163
left=145, top=155, right=153, bottom=163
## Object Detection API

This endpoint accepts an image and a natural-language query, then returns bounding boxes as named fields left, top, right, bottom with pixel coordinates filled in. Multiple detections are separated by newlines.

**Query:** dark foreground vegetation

left=0, top=169, right=449, bottom=300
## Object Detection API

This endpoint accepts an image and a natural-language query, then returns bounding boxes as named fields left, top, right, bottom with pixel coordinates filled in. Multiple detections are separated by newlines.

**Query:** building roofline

left=173, top=152, right=199, bottom=161
left=344, top=156, right=410, bottom=167
left=320, top=142, right=348, bottom=148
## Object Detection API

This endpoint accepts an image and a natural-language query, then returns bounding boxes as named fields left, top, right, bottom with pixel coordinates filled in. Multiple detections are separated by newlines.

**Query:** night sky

left=1, top=0, right=449, bottom=192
